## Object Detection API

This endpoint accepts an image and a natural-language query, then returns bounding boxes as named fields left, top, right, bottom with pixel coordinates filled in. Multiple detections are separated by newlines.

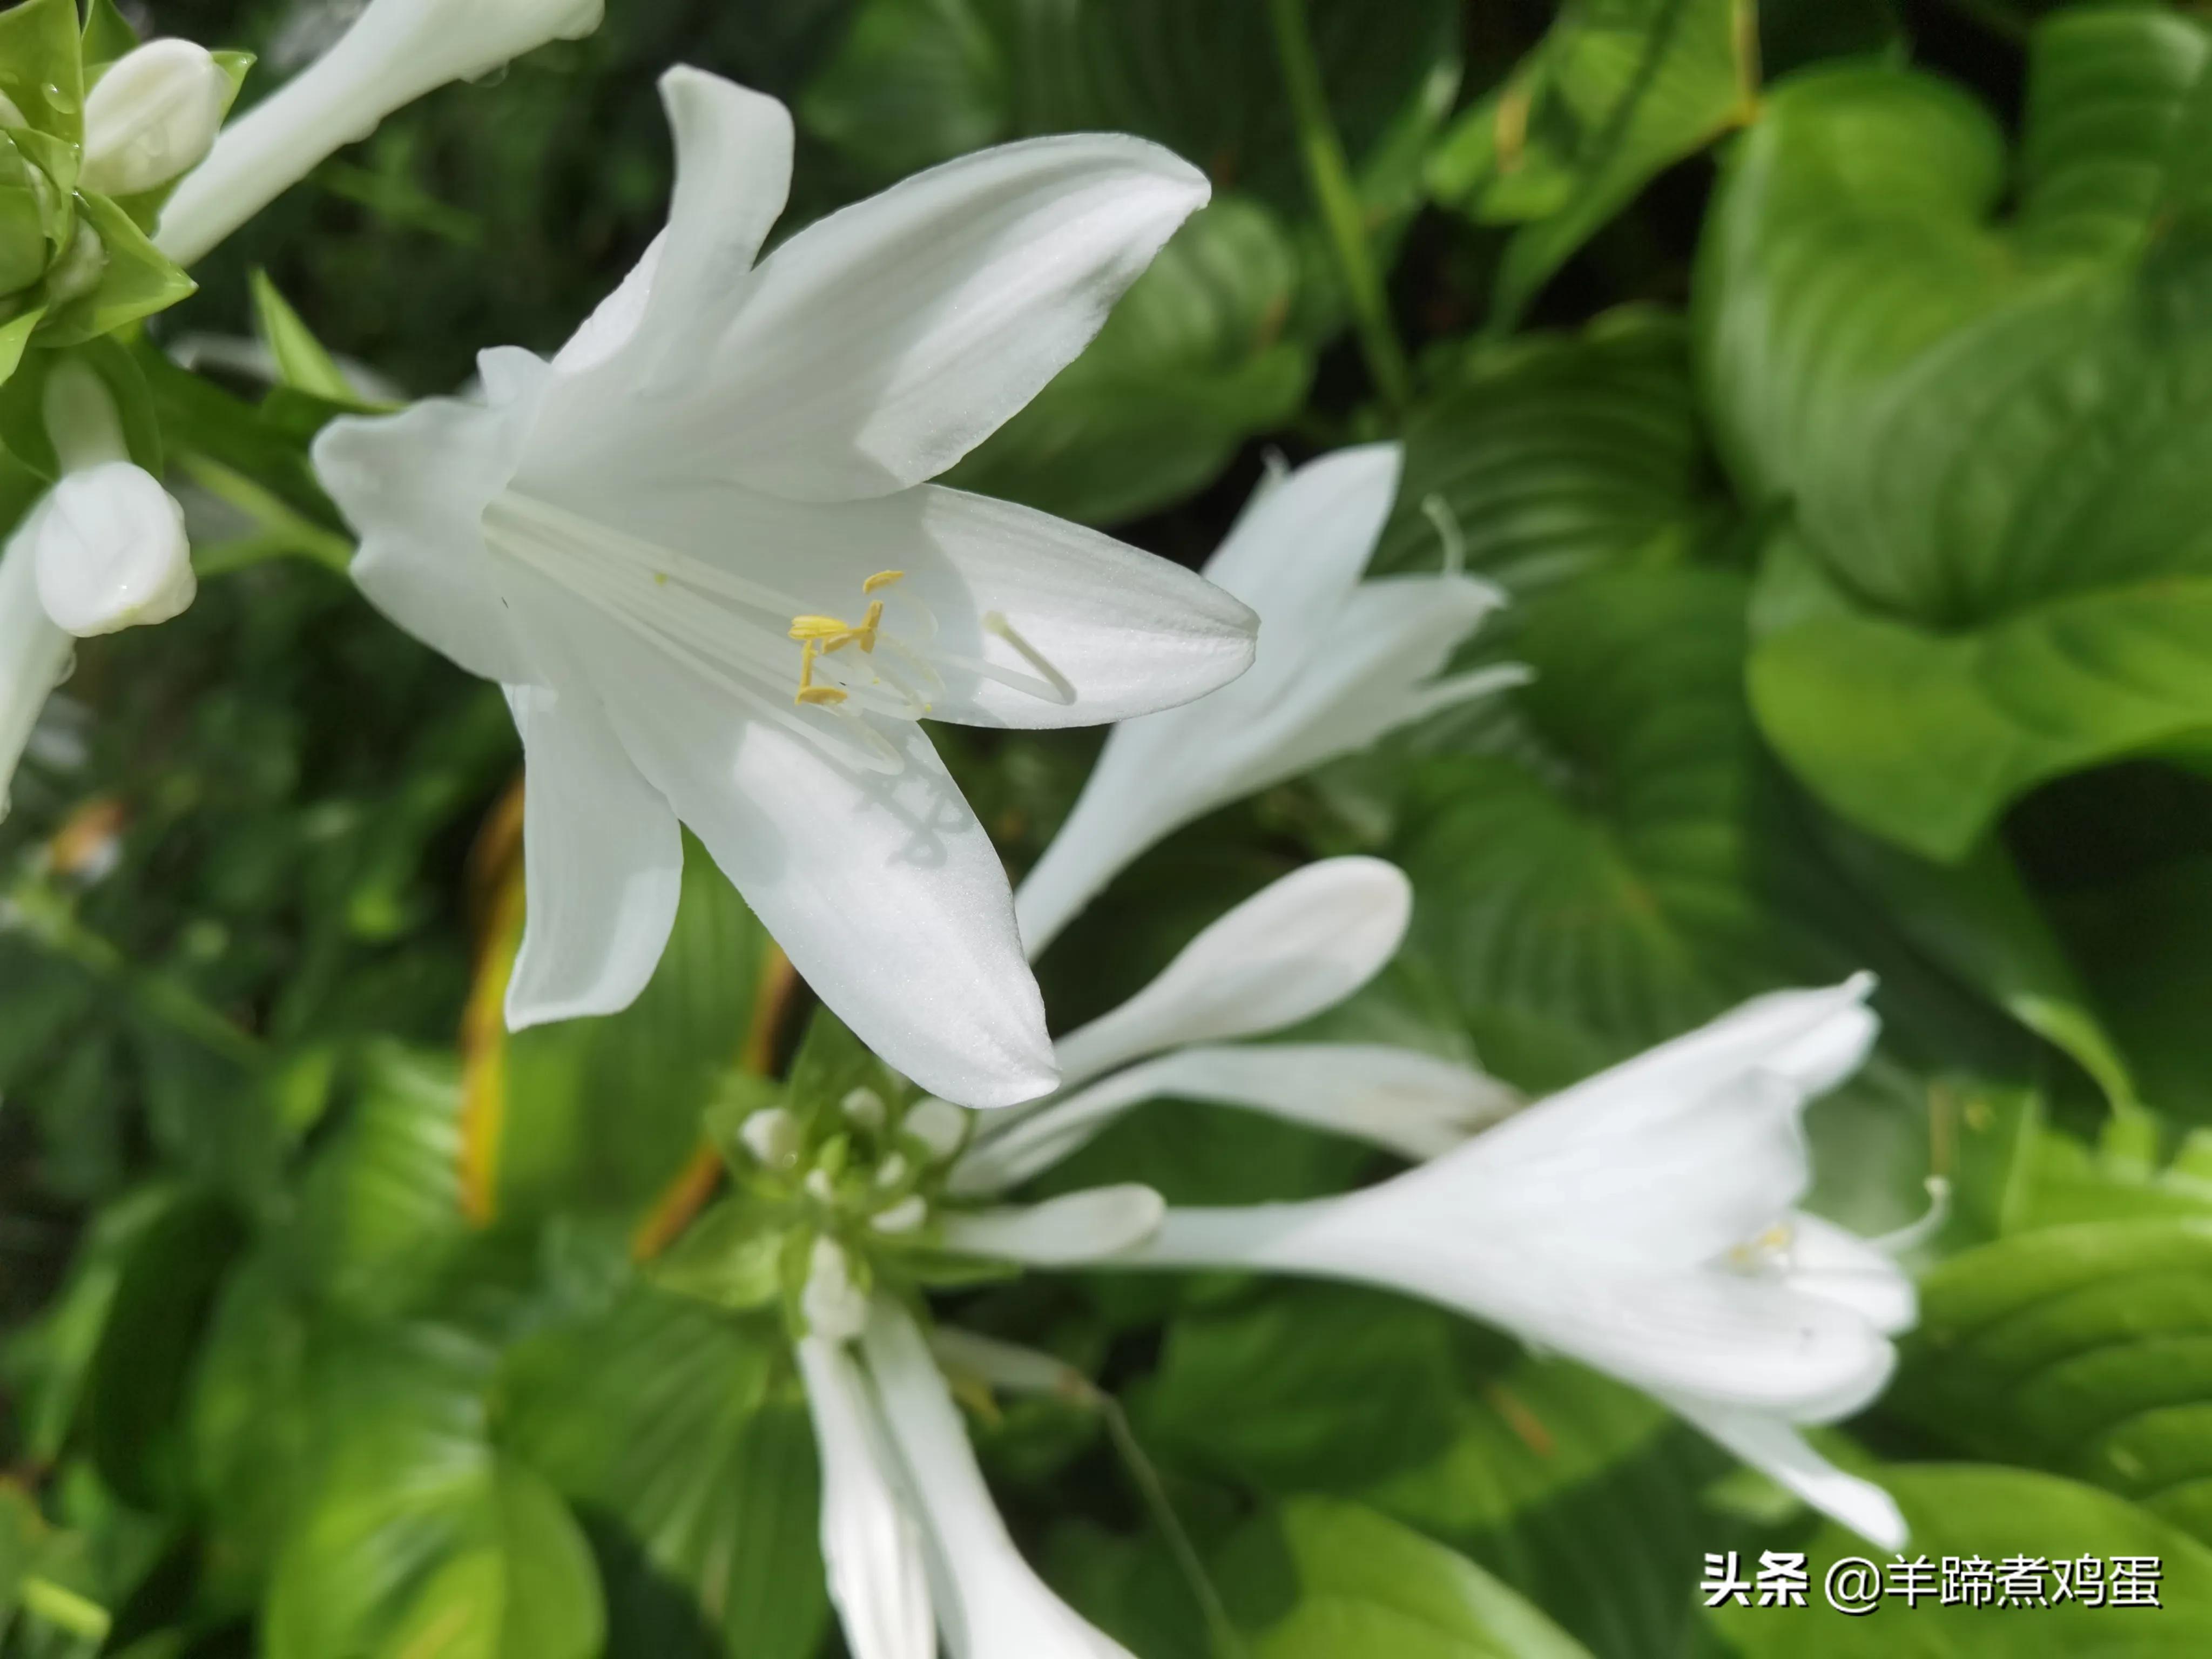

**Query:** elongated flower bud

left=157, top=0, right=604, bottom=266
left=80, top=39, right=233, bottom=198
left=32, top=462, right=195, bottom=637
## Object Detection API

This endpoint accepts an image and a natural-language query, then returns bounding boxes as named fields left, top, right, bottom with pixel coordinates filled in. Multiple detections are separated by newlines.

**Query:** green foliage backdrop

left=9, top=0, right=2212, bottom=1653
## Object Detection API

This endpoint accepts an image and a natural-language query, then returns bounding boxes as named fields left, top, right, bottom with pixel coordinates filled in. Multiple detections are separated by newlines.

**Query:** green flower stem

left=9, top=872, right=266, bottom=1070
left=183, top=453, right=355, bottom=577
left=1099, top=1393, right=1249, bottom=1659
left=1266, top=0, right=1411, bottom=413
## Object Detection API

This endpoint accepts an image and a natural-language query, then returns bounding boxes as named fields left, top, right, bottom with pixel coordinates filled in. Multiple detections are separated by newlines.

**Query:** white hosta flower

left=1015, top=444, right=1525, bottom=954
left=2, top=365, right=193, bottom=807
left=30, top=463, right=194, bottom=636
left=312, top=69, right=1255, bottom=1108
left=953, top=857, right=1516, bottom=1196
left=1127, top=977, right=1914, bottom=1549
left=798, top=1336, right=935, bottom=1659
left=80, top=39, right=232, bottom=198
left=157, top=0, right=605, bottom=264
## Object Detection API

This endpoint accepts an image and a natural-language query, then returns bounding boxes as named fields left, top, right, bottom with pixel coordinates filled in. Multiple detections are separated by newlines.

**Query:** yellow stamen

left=797, top=686, right=849, bottom=705
left=862, top=569, right=903, bottom=594
left=790, top=575, right=905, bottom=700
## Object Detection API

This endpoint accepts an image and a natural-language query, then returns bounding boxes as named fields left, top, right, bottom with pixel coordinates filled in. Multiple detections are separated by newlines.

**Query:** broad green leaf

left=945, top=197, right=1312, bottom=525
left=497, top=1287, right=827, bottom=1659
left=1141, top=1285, right=1468, bottom=1492
left=80, top=1188, right=246, bottom=1509
left=1371, top=308, right=1729, bottom=588
left=1219, top=1498, right=1593, bottom=1659
left=1893, top=1219, right=2212, bottom=1543
left=249, top=269, right=366, bottom=406
left=292, top=1044, right=470, bottom=1320
left=801, top=0, right=1459, bottom=215
left=1709, top=1465, right=2212, bottom=1653
left=1389, top=568, right=1835, bottom=1087
left=1701, top=12, right=2212, bottom=859
left=1428, top=0, right=1756, bottom=328
left=1364, top=1358, right=1729, bottom=1659
left=264, top=1326, right=604, bottom=1659
left=1806, top=820, right=2136, bottom=1112
left=2054, top=851, right=2212, bottom=1124
left=79, top=0, right=138, bottom=71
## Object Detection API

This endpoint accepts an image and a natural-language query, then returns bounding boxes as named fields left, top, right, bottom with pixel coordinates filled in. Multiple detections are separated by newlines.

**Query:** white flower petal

left=318, top=399, right=538, bottom=686
left=929, top=1328, right=1090, bottom=1401
left=941, top=1185, right=1165, bottom=1265
left=796, top=1337, right=936, bottom=1659
left=1667, top=1397, right=1909, bottom=1550
left=1784, top=1213, right=1918, bottom=1338
left=503, top=475, right=1255, bottom=731
left=538, top=69, right=791, bottom=389
left=650, top=134, right=1209, bottom=502
left=528, top=575, right=1053, bottom=1104
left=1, top=520, right=73, bottom=802
left=951, top=1042, right=1512, bottom=1197
left=862, top=1305, right=1136, bottom=1659
left=159, top=0, right=606, bottom=266
left=1199, top=444, right=1401, bottom=663
left=502, top=682, right=683, bottom=1028
left=1050, top=858, right=1412, bottom=1090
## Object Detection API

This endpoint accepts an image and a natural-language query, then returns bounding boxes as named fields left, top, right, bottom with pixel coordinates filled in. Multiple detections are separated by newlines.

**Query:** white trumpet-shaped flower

left=80, top=39, right=233, bottom=198
left=1015, top=445, right=1525, bottom=955
left=313, top=69, right=1255, bottom=1108
left=794, top=1299, right=1137, bottom=1659
left=156, top=0, right=606, bottom=264
left=1121, top=977, right=1914, bottom=1549
left=2, top=363, right=193, bottom=807
left=952, top=857, right=1516, bottom=1196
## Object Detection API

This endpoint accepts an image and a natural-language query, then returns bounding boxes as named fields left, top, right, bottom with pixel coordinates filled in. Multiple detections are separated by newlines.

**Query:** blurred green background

left=11, top=0, right=2212, bottom=1653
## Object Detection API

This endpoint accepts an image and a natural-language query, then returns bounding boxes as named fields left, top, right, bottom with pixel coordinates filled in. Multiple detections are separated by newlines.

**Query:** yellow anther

left=797, top=686, right=849, bottom=706
left=790, top=616, right=851, bottom=641
left=862, top=569, right=904, bottom=594
left=791, top=575, right=902, bottom=702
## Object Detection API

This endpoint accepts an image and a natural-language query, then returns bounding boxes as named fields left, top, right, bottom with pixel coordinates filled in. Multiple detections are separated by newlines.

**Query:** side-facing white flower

left=795, top=1299, right=1136, bottom=1659
left=1122, top=977, right=1914, bottom=1549
left=951, top=857, right=1516, bottom=1195
left=312, top=69, right=1256, bottom=1108
left=157, top=0, right=605, bottom=264
left=2, top=363, right=193, bottom=803
left=1015, top=445, right=1525, bottom=955
left=80, top=38, right=233, bottom=198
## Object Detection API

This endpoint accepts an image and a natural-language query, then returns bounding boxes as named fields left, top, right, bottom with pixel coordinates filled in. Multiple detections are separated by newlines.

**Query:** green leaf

left=249, top=269, right=368, bottom=406
left=2053, top=850, right=2212, bottom=1124
left=1806, top=821, right=2137, bottom=1112
left=800, top=0, right=1459, bottom=215
left=1428, top=0, right=1756, bottom=328
left=1141, top=1285, right=1468, bottom=1492
left=0, top=0, right=85, bottom=146
left=265, top=1327, right=604, bottom=1659
left=1389, top=568, right=1832, bottom=1087
left=39, top=190, right=195, bottom=345
left=1373, top=308, right=1728, bottom=588
left=498, top=1287, right=827, bottom=1659
left=1893, top=1219, right=2212, bottom=1544
left=1708, top=1465, right=2212, bottom=1653
left=1701, top=12, right=2212, bottom=859
left=79, top=0, right=139, bottom=72
left=944, top=197, right=1312, bottom=525
left=292, top=1044, right=470, bottom=1320
left=1219, top=1498, right=1593, bottom=1659
left=80, top=1187, right=247, bottom=1509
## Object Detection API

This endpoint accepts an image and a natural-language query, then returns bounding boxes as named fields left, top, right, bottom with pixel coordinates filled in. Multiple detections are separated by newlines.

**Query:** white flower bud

left=801, top=1238, right=867, bottom=1343
left=737, top=1106, right=801, bottom=1170
left=31, top=463, right=195, bottom=637
left=80, top=40, right=232, bottom=198
left=159, top=0, right=606, bottom=266
left=902, top=1097, right=972, bottom=1163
